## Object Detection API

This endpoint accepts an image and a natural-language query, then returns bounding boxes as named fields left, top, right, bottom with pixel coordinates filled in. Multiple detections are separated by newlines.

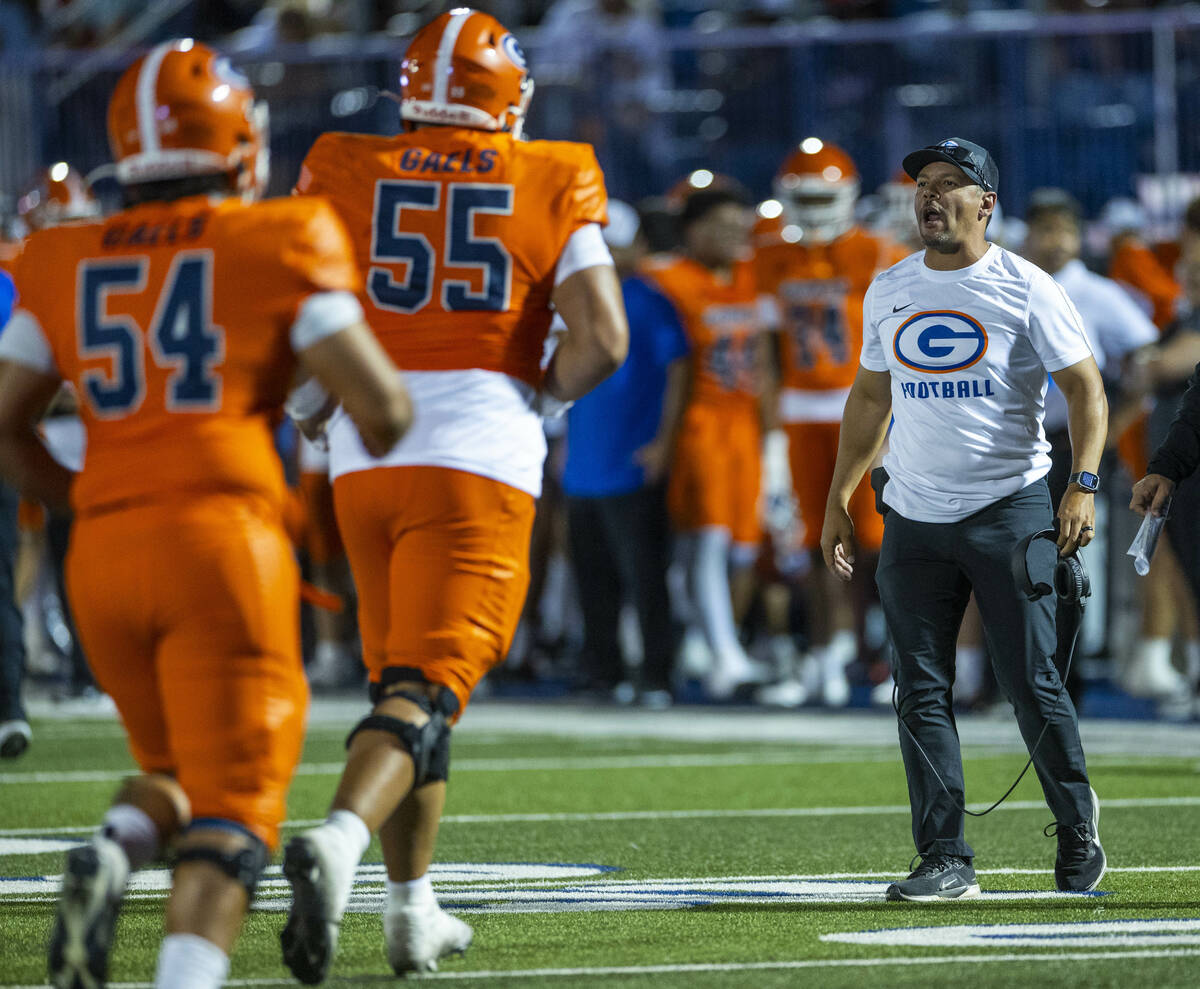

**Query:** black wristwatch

left=1068, top=471, right=1100, bottom=493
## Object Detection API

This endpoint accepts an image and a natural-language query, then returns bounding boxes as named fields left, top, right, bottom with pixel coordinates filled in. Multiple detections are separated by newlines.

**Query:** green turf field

left=3, top=700, right=1200, bottom=987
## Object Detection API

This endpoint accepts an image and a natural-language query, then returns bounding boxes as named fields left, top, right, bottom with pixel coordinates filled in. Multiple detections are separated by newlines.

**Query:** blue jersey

left=563, top=275, right=690, bottom=497
left=0, top=270, right=14, bottom=330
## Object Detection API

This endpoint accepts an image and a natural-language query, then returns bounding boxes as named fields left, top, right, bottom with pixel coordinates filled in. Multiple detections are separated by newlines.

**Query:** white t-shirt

left=1041, top=258, right=1158, bottom=432
left=860, top=244, right=1094, bottom=523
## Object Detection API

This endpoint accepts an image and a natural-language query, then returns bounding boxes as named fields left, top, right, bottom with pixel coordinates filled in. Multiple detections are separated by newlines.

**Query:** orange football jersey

left=11, top=195, right=360, bottom=518
left=295, top=128, right=606, bottom=388
left=642, top=255, right=764, bottom=413
left=1108, top=236, right=1179, bottom=331
left=756, top=227, right=907, bottom=392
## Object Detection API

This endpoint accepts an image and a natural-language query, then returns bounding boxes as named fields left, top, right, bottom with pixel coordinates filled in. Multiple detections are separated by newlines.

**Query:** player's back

left=297, top=127, right=605, bottom=388
left=12, top=194, right=357, bottom=517
left=298, top=126, right=607, bottom=498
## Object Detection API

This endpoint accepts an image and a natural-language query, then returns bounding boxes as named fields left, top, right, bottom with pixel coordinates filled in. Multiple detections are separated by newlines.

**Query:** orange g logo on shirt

left=893, top=310, right=988, bottom=374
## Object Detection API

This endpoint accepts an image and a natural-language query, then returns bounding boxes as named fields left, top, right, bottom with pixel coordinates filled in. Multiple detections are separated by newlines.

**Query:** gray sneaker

left=885, top=854, right=981, bottom=902
left=1048, top=786, right=1106, bottom=893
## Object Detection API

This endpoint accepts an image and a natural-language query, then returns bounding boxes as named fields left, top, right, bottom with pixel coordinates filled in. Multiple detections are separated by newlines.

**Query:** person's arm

left=546, top=262, right=629, bottom=401
left=634, top=356, right=691, bottom=484
left=1133, top=359, right=1200, bottom=517
left=295, top=320, right=412, bottom=458
left=820, top=365, right=892, bottom=581
left=1049, top=355, right=1108, bottom=555
left=0, top=360, right=72, bottom=513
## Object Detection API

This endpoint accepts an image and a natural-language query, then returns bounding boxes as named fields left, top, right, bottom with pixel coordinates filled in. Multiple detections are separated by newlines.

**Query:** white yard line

left=6, top=948, right=1200, bottom=988
left=5, top=796, right=1200, bottom=836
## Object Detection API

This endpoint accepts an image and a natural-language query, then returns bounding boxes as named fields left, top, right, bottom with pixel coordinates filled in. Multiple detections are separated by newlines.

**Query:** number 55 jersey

left=295, top=126, right=608, bottom=714
left=295, top=127, right=607, bottom=497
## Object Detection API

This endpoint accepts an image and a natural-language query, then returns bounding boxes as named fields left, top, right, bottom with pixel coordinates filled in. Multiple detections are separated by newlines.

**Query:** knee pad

left=346, top=689, right=453, bottom=787
left=174, top=820, right=269, bottom=897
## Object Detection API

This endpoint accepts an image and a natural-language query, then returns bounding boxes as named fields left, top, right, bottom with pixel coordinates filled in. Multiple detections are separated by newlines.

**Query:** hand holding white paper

left=1128, top=497, right=1171, bottom=576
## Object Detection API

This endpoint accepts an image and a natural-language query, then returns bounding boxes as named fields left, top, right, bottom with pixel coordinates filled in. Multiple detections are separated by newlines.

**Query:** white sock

left=101, top=803, right=159, bottom=871
left=1133, top=637, right=1172, bottom=671
left=692, top=527, right=747, bottom=666
left=386, top=873, right=436, bottom=908
left=955, top=645, right=985, bottom=702
left=828, top=629, right=857, bottom=667
left=154, top=933, right=229, bottom=989
left=1186, top=640, right=1200, bottom=684
left=323, top=809, right=371, bottom=860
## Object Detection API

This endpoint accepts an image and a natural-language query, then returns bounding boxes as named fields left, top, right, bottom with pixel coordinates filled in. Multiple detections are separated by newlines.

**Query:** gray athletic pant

left=875, top=478, right=1093, bottom=860
left=0, top=482, right=26, bottom=723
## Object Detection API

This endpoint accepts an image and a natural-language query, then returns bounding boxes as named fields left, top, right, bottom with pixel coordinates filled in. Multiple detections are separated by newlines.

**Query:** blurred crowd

left=0, top=0, right=1193, bottom=53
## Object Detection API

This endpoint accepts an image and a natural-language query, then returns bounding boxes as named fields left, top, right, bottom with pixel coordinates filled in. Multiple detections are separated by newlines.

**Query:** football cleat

left=385, top=900, right=473, bottom=974
left=280, top=829, right=358, bottom=984
left=48, top=836, right=129, bottom=989
left=0, top=718, right=31, bottom=759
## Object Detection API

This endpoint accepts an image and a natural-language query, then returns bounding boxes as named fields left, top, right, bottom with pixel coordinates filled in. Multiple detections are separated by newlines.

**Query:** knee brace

left=174, top=820, right=269, bottom=897
left=345, top=689, right=453, bottom=787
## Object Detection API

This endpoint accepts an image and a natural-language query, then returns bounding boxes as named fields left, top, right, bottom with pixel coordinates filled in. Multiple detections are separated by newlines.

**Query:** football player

left=0, top=40, right=410, bottom=989
left=282, top=8, right=627, bottom=981
left=756, top=138, right=908, bottom=705
left=643, top=186, right=770, bottom=700
left=15, top=161, right=102, bottom=234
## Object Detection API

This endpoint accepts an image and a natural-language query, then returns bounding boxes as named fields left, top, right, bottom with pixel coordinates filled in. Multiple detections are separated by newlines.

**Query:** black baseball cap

left=902, top=138, right=998, bottom=192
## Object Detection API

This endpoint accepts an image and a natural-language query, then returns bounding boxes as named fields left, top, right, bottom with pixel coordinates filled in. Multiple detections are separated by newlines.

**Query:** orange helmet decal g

left=400, top=8, right=533, bottom=137
left=107, top=39, right=267, bottom=195
left=774, top=138, right=860, bottom=245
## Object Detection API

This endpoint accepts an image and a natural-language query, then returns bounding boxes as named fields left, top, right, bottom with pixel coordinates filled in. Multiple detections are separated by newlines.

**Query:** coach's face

left=914, top=161, right=995, bottom=254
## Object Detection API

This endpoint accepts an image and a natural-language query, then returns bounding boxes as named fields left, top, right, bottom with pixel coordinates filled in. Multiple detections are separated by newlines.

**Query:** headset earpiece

left=1011, top=527, right=1090, bottom=607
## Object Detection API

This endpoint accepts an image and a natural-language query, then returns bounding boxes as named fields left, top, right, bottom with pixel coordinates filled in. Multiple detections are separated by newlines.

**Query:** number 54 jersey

left=7, top=195, right=362, bottom=519
left=296, top=127, right=607, bottom=497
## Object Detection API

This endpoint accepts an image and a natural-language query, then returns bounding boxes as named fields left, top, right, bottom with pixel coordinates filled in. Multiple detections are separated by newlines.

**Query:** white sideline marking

left=823, top=919, right=1200, bottom=948
left=0, top=869, right=1097, bottom=910
left=7, top=797, right=1200, bottom=838
left=0, top=748, right=897, bottom=785
left=6, top=948, right=1200, bottom=987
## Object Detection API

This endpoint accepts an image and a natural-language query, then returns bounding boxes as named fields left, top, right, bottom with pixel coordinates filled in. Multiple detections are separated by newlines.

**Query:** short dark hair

left=1185, top=195, right=1200, bottom=233
left=1025, top=187, right=1082, bottom=228
left=678, top=188, right=749, bottom=234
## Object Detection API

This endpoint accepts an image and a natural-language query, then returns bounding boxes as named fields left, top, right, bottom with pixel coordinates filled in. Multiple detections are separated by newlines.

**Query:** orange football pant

left=332, top=465, right=536, bottom=717
left=66, top=494, right=308, bottom=850
left=669, top=402, right=762, bottom=547
left=785, top=420, right=883, bottom=553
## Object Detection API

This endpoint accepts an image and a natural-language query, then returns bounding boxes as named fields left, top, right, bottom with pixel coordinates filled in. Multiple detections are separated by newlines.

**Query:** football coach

left=820, top=139, right=1107, bottom=901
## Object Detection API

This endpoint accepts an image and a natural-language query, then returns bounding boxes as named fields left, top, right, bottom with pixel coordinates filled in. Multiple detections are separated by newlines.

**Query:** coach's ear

left=979, top=189, right=997, bottom=223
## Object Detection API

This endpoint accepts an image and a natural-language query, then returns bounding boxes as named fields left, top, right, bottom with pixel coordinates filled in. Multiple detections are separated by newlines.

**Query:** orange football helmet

left=400, top=8, right=533, bottom=137
left=774, top=138, right=860, bottom=244
left=107, top=39, right=267, bottom=196
left=17, top=162, right=101, bottom=231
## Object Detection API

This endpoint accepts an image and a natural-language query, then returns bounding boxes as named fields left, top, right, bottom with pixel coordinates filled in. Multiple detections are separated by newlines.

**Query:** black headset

left=1011, top=526, right=1091, bottom=607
